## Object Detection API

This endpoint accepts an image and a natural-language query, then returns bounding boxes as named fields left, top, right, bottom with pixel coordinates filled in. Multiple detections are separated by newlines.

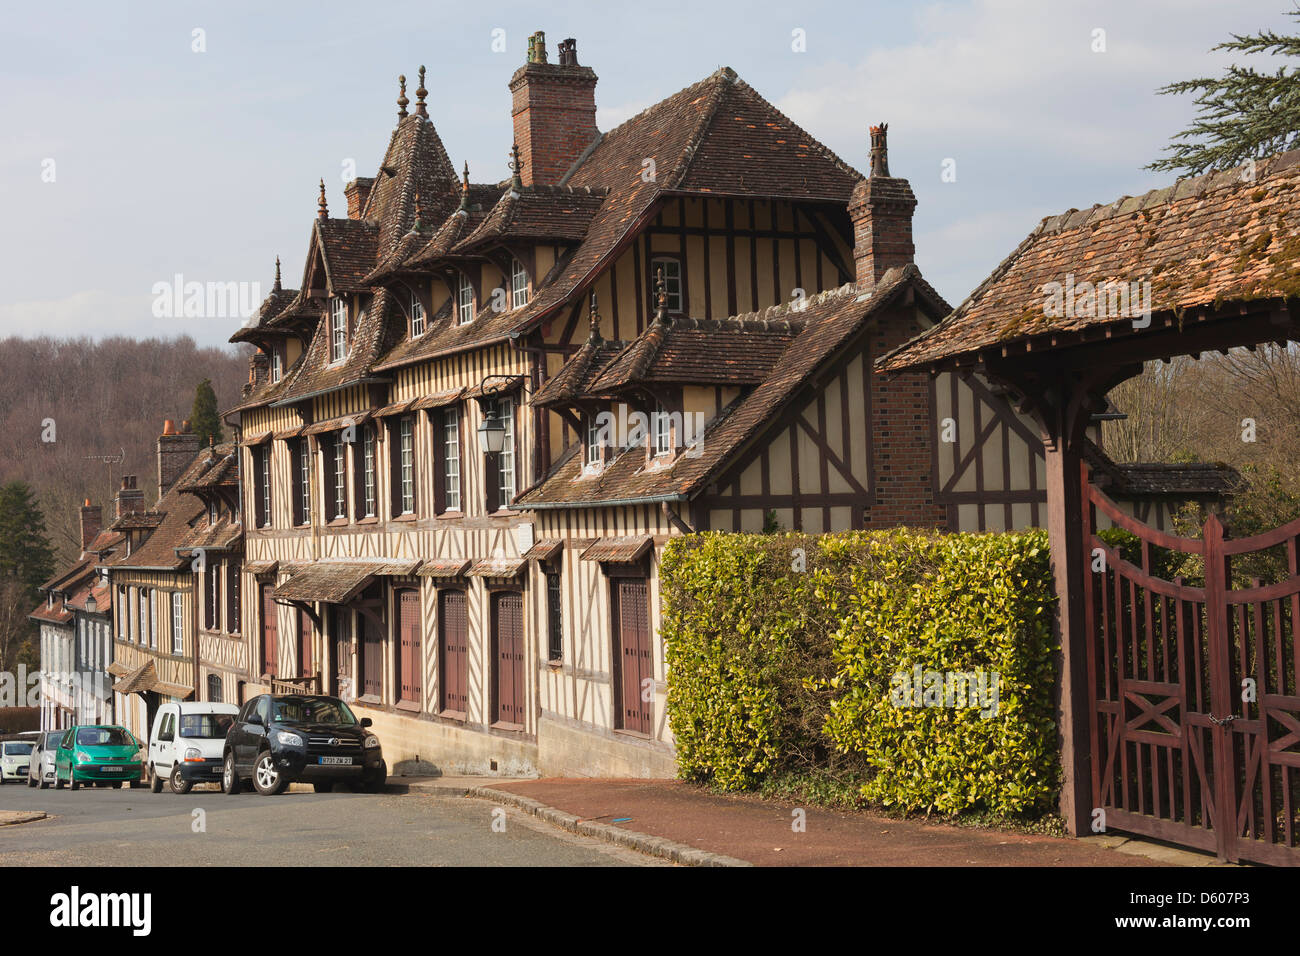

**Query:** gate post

left=1202, top=513, right=1239, bottom=862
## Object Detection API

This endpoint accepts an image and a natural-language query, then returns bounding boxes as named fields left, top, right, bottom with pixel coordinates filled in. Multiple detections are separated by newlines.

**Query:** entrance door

left=491, top=592, right=525, bottom=726
left=260, top=585, right=277, bottom=678
left=613, top=578, right=653, bottom=736
left=332, top=606, right=352, bottom=700
left=396, top=589, right=421, bottom=705
left=439, top=590, right=468, bottom=715
left=360, top=613, right=383, bottom=699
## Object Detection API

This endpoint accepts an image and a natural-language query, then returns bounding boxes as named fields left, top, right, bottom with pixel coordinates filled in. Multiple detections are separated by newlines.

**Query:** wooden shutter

left=432, top=410, right=447, bottom=514
left=260, top=584, right=277, bottom=677
left=397, top=589, right=421, bottom=704
left=439, top=590, right=468, bottom=714
left=388, top=420, right=402, bottom=518
left=298, top=608, right=313, bottom=676
left=332, top=606, right=352, bottom=692
left=615, top=579, right=652, bottom=735
left=492, top=591, right=525, bottom=726
left=226, top=562, right=239, bottom=633
left=362, top=615, right=382, bottom=698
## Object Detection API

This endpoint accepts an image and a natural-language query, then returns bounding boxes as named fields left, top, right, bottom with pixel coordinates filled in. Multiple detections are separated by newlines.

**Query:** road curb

left=466, top=786, right=752, bottom=867
left=0, top=810, right=47, bottom=826
left=386, top=780, right=473, bottom=797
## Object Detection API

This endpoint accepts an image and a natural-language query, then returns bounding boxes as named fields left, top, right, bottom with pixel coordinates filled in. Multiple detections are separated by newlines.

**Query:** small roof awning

left=303, top=411, right=370, bottom=436
left=240, top=431, right=272, bottom=446
left=106, top=661, right=133, bottom=678
left=580, top=535, right=653, bottom=563
left=272, top=424, right=309, bottom=440
left=464, top=375, right=525, bottom=399
left=244, top=560, right=279, bottom=576
left=112, top=660, right=157, bottom=695
left=412, top=388, right=464, bottom=411
left=153, top=681, right=194, bottom=700
left=274, top=560, right=422, bottom=603
left=522, top=539, right=563, bottom=562
left=373, top=398, right=418, bottom=418
left=418, top=558, right=471, bottom=578
left=466, top=557, right=527, bottom=578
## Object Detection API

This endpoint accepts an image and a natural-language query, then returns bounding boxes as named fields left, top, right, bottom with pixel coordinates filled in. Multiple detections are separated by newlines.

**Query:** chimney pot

left=847, top=123, right=916, bottom=292
left=510, top=34, right=598, bottom=187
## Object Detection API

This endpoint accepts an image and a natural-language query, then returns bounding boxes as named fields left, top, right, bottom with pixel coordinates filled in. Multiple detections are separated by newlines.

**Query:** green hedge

left=661, top=528, right=1060, bottom=816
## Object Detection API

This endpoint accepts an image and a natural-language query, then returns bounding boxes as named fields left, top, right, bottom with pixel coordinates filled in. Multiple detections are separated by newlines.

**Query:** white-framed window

left=510, top=258, right=528, bottom=309
left=145, top=589, right=155, bottom=649
left=586, top=414, right=604, bottom=466
left=399, top=416, right=415, bottom=515
left=496, top=399, right=515, bottom=508
left=410, top=289, right=426, bottom=337
left=333, top=435, right=347, bottom=519
left=457, top=273, right=474, bottom=325
left=650, top=256, right=683, bottom=313
left=654, top=402, right=673, bottom=457
left=298, top=437, right=311, bottom=526
left=172, top=592, right=184, bottom=654
left=362, top=427, right=377, bottom=518
left=260, top=445, right=272, bottom=527
left=330, top=298, right=348, bottom=363
left=444, top=407, right=460, bottom=511
left=271, top=347, right=283, bottom=383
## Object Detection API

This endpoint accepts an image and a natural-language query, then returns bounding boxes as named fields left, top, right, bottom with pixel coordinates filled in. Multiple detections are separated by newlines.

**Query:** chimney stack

left=158, top=419, right=202, bottom=499
left=847, top=124, right=917, bottom=293
left=509, top=32, right=598, bottom=187
left=344, top=177, right=374, bottom=219
left=79, top=499, right=102, bottom=551
left=115, top=476, right=144, bottom=518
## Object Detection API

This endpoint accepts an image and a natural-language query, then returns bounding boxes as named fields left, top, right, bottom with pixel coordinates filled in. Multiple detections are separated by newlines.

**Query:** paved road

left=0, top=781, right=667, bottom=866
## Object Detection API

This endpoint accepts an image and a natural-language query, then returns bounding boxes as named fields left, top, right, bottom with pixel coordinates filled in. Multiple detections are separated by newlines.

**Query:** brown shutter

left=432, top=411, right=447, bottom=515
left=226, top=561, right=239, bottom=633
left=398, top=589, right=421, bottom=704
left=261, top=584, right=278, bottom=678
left=362, top=615, right=382, bottom=698
left=615, top=579, right=652, bottom=735
left=333, top=606, right=352, bottom=693
left=439, top=590, right=468, bottom=714
left=388, top=420, right=402, bottom=518
left=492, top=591, right=525, bottom=726
left=298, top=608, right=313, bottom=676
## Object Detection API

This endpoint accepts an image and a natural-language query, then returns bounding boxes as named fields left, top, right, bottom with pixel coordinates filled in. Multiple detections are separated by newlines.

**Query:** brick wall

left=509, top=63, right=598, bottom=187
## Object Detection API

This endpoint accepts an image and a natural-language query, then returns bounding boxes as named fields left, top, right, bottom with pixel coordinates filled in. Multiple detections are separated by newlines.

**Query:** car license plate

left=318, top=756, right=352, bottom=766
left=101, top=766, right=123, bottom=773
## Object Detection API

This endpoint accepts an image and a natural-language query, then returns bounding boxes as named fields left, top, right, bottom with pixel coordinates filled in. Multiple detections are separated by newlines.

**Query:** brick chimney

left=79, top=499, right=101, bottom=551
left=847, top=124, right=917, bottom=293
left=115, top=476, right=144, bottom=518
left=509, top=33, right=598, bottom=187
left=345, top=177, right=374, bottom=219
left=158, top=419, right=202, bottom=498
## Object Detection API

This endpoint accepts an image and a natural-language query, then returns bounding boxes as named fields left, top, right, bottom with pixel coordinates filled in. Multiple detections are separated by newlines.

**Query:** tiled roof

left=270, top=287, right=397, bottom=406
left=175, top=443, right=238, bottom=493
left=1084, top=440, right=1241, bottom=498
left=103, top=452, right=209, bottom=572
left=532, top=336, right=626, bottom=407
left=274, top=560, right=421, bottom=602
left=417, top=558, right=470, bottom=578
left=108, top=511, right=165, bottom=532
left=453, top=185, right=608, bottom=253
left=316, top=218, right=379, bottom=293
left=176, top=515, right=241, bottom=554
left=579, top=536, right=652, bottom=562
left=881, top=149, right=1300, bottom=372
left=230, top=284, right=299, bottom=344
left=466, top=557, right=526, bottom=577
left=517, top=266, right=949, bottom=508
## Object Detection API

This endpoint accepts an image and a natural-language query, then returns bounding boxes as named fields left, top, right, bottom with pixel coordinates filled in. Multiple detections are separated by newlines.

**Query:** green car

left=54, top=725, right=144, bottom=790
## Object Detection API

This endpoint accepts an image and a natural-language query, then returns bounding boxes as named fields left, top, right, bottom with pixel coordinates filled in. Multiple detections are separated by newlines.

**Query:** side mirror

left=360, top=717, right=372, bottom=728
left=248, top=713, right=264, bottom=727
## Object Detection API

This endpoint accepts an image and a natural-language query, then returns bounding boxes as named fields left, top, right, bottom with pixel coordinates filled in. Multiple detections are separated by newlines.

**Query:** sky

left=0, top=0, right=1294, bottom=349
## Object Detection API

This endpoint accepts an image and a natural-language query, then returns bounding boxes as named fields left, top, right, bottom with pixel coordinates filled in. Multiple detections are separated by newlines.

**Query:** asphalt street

left=0, top=780, right=667, bottom=866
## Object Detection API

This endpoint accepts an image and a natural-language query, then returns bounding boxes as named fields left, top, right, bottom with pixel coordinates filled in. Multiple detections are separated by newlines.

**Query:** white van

left=147, top=702, right=239, bottom=793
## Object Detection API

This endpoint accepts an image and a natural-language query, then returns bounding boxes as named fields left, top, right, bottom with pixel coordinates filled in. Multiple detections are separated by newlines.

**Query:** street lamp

left=475, top=374, right=516, bottom=454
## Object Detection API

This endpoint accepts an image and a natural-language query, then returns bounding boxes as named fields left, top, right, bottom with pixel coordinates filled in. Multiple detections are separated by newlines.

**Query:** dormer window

left=457, top=273, right=474, bottom=325
left=270, top=347, right=283, bottom=383
left=510, top=258, right=528, bottom=309
left=650, top=256, right=683, bottom=313
left=410, top=289, right=426, bottom=337
left=330, top=298, right=348, bottom=363
left=586, top=414, right=604, bottom=467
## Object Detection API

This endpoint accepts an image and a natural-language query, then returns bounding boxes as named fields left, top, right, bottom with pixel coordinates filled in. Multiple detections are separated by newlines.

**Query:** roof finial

left=412, top=191, right=425, bottom=232
left=415, top=66, right=428, bottom=118
left=869, top=123, right=890, bottom=178
left=318, top=179, right=328, bottom=219
left=588, top=292, right=602, bottom=343
left=273, top=255, right=282, bottom=293
left=397, top=74, right=409, bottom=119
left=654, top=267, right=670, bottom=325
left=508, top=143, right=524, bottom=190
left=459, top=162, right=471, bottom=212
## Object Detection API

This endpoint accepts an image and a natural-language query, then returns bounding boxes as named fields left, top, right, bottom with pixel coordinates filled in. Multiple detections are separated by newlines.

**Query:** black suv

left=222, top=694, right=386, bottom=795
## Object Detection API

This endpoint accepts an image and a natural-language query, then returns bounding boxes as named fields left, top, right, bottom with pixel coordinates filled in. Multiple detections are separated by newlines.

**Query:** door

left=261, top=585, right=278, bottom=677
left=492, top=591, right=525, bottom=727
left=439, top=590, right=468, bottom=715
left=150, top=706, right=175, bottom=772
left=361, top=614, right=383, bottom=699
left=614, top=578, right=653, bottom=736
left=396, top=589, right=422, bottom=705
left=332, top=607, right=353, bottom=699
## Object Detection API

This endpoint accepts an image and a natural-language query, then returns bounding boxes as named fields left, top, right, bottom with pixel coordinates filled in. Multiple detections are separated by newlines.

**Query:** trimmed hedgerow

left=661, top=528, right=1060, bottom=816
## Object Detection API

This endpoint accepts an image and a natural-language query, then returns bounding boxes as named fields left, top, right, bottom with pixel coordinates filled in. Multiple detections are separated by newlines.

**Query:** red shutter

left=298, top=608, right=313, bottom=677
left=261, top=585, right=278, bottom=678
left=439, top=590, right=468, bottom=714
left=362, top=616, right=383, bottom=698
left=616, top=579, right=652, bottom=735
left=398, top=589, right=421, bottom=704
left=493, top=592, right=525, bottom=726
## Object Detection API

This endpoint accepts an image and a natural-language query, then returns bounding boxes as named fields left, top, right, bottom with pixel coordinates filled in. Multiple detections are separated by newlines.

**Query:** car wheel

left=110, top=781, right=122, bottom=789
left=26, top=775, right=35, bottom=788
left=312, top=782, right=334, bottom=793
left=54, top=772, right=64, bottom=790
left=39, top=776, right=49, bottom=790
left=253, top=751, right=287, bottom=796
left=222, top=752, right=242, bottom=795
left=69, top=773, right=79, bottom=791
left=169, top=763, right=192, bottom=795
left=148, top=765, right=163, bottom=794
left=361, top=760, right=388, bottom=794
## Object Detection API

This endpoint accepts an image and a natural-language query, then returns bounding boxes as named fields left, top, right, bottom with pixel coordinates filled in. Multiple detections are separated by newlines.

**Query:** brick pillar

left=847, top=124, right=917, bottom=294
left=79, top=500, right=102, bottom=550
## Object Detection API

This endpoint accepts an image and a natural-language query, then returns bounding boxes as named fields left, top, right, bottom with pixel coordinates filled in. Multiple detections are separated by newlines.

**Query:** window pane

left=444, top=408, right=460, bottom=511
left=363, top=428, right=376, bottom=517
left=497, top=400, right=514, bottom=508
left=400, top=417, right=414, bottom=514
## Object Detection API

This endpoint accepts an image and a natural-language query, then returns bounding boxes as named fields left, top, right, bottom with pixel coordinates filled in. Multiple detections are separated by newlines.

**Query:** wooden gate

left=492, top=592, right=525, bottom=727
left=613, top=578, right=653, bottom=736
left=1085, top=483, right=1300, bottom=865
left=439, top=590, right=468, bottom=715
left=397, top=588, right=421, bottom=705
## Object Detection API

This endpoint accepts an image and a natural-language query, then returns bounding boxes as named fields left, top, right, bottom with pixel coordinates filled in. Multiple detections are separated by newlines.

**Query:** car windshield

left=42, top=732, right=59, bottom=748
left=179, top=714, right=233, bottom=739
left=272, top=697, right=357, bottom=726
left=75, top=727, right=133, bottom=747
left=4, top=743, right=32, bottom=755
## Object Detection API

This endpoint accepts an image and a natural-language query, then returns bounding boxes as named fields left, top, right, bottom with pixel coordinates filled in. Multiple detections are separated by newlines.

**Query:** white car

left=0, top=738, right=35, bottom=784
left=26, top=730, right=61, bottom=788
left=147, top=702, right=239, bottom=793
